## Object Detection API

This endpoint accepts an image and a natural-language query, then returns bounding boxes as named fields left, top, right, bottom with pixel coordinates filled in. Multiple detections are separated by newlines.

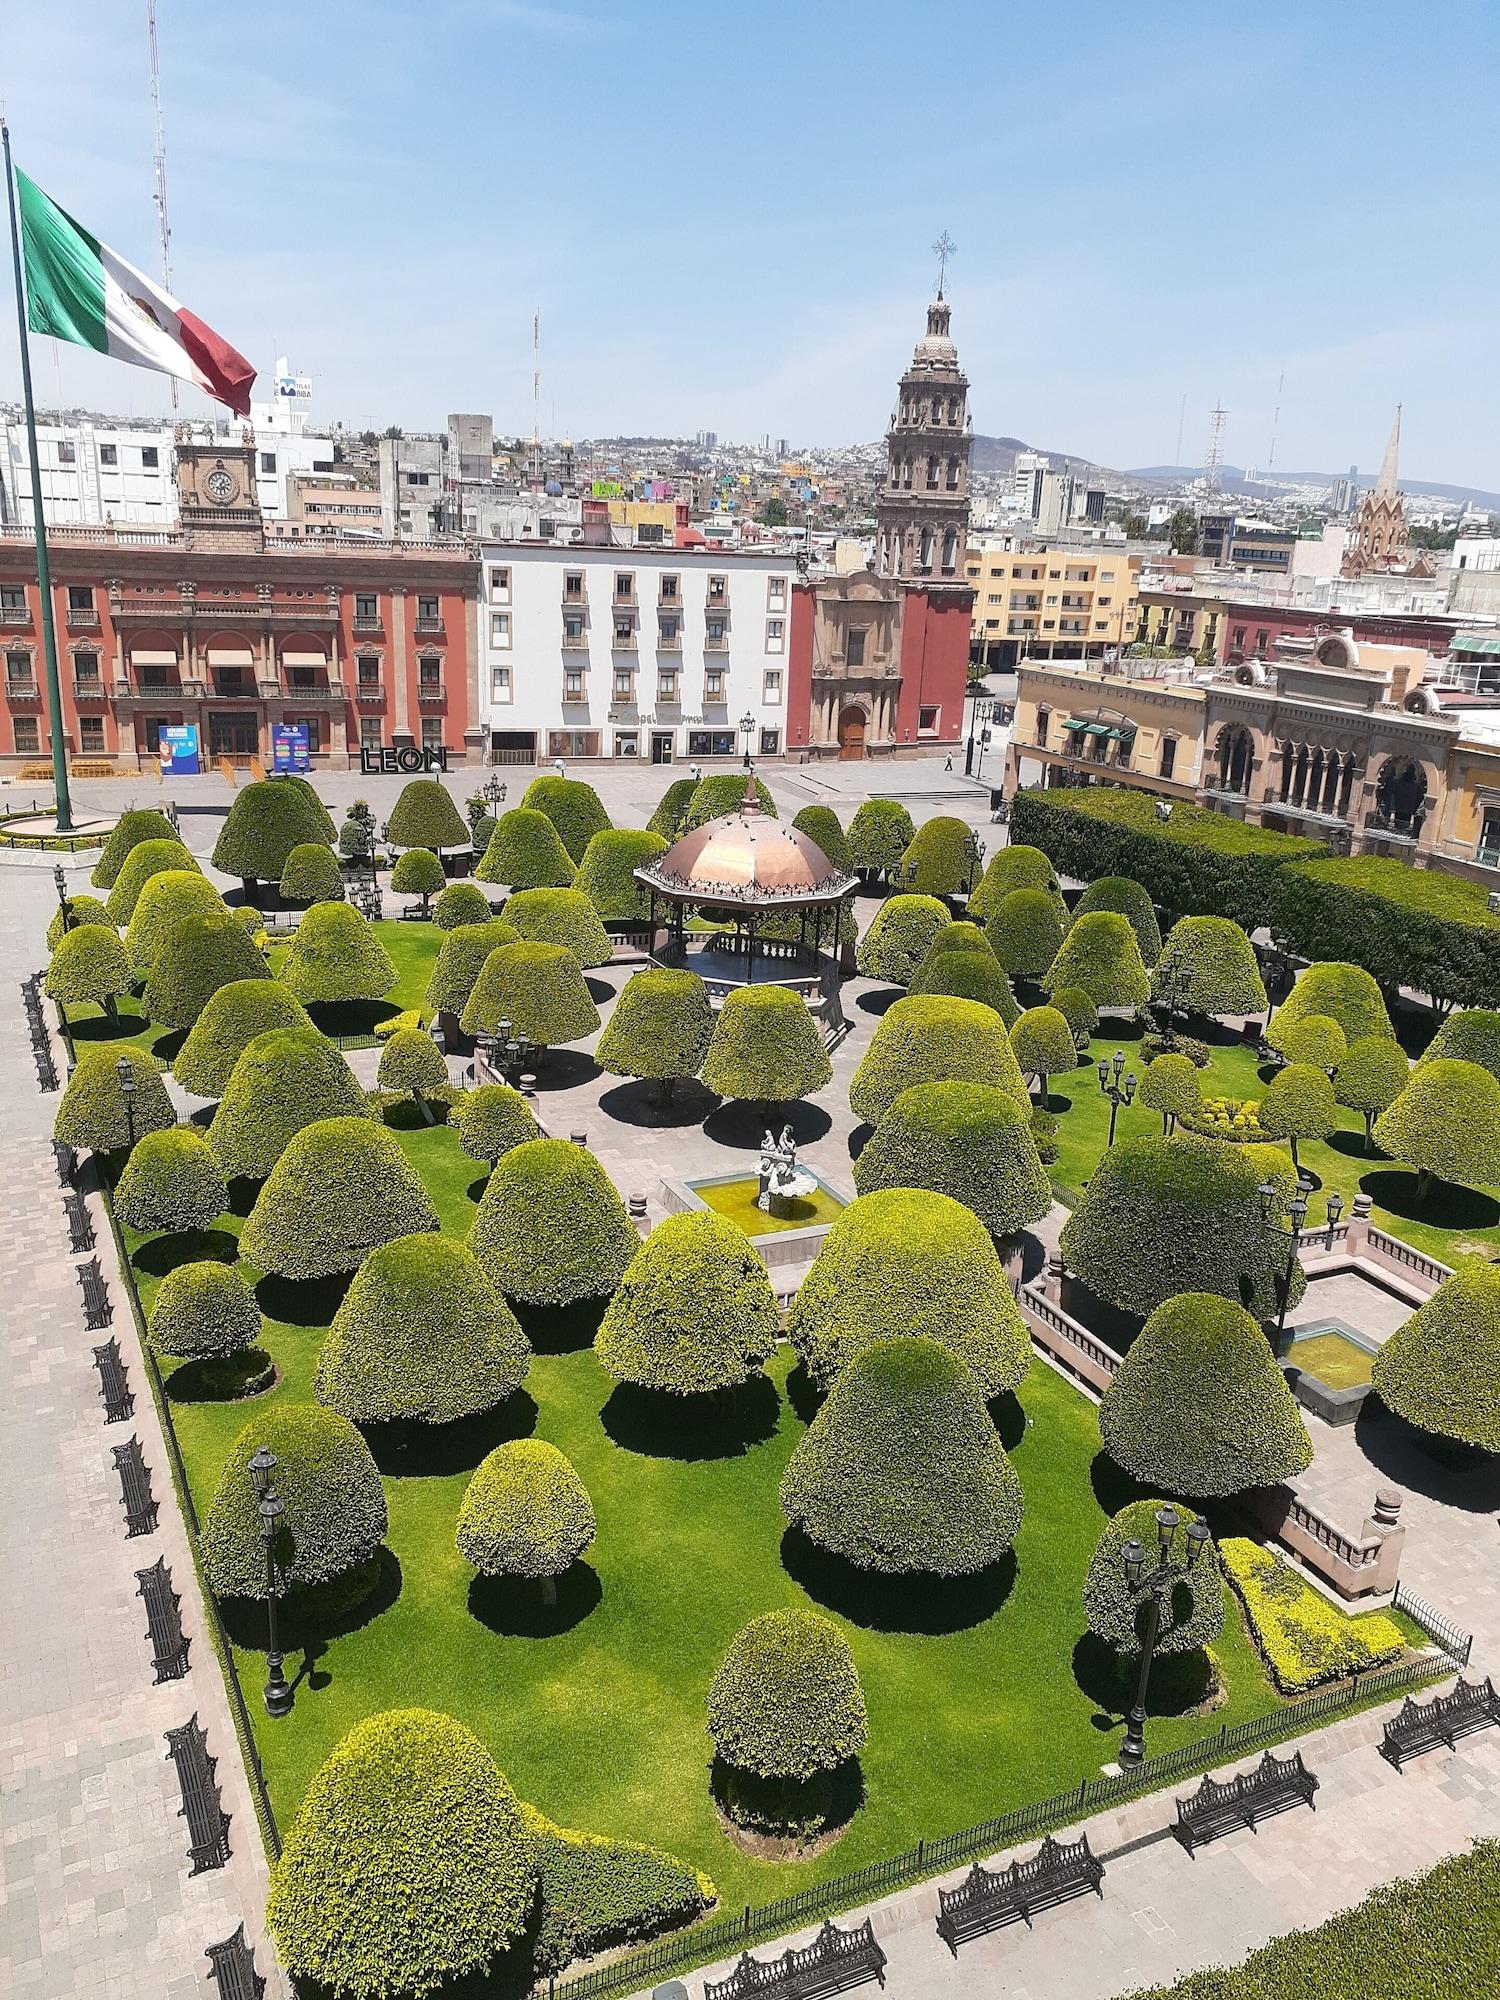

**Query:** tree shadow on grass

left=1326, top=1129, right=1379, bottom=1164
left=855, top=987, right=902, bottom=1018
left=710, top=1754, right=865, bottom=1842
left=1361, top=1168, right=1500, bottom=1231
left=988, top=1389, right=1027, bottom=1452
left=527, top=1048, right=603, bottom=1092
left=1089, top=1449, right=1154, bottom=1520
left=132, top=1227, right=239, bottom=1277
left=513, top=1295, right=608, bottom=1354
left=219, top=1546, right=403, bottom=1656
left=254, top=1268, right=354, bottom=1330
left=601, top=1375, right=781, bottom=1461
left=780, top=1525, right=1016, bottom=1634
left=164, top=1348, right=275, bottom=1404
left=846, top=1121, right=874, bottom=1163
left=468, top=1561, right=601, bottom=1638
left=1072, top=1632, right=1215, bottom=1730
left=1043, top=1088, right=1073, bottom=1115
left=1353, top=1402, right=1500, bottom=1513
left=304, top=998, right=401, bottom=1038
left=597, top=1078, right=721, bottom=1130
left=362, top=1393, right=538, bottom=1477
left=785, top=1360, right=824, bottom=1425
left=226, top=1174, right=262, bottom=1219
left=67, top=1010, right=147, bottom=1046
left=466, top=1171, right=492, bottom=1204
left=703, top=1099, right=832, bottom=1151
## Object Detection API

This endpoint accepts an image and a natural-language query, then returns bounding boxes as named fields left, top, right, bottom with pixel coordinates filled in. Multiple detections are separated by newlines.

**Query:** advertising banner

left=158, top=723, right=200, bottom=777
left=273, top=723, right=310, bottom=773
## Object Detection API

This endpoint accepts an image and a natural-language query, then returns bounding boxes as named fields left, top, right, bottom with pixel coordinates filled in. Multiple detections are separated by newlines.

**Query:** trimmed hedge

left=574, top=828, right=669, bottom=922
left=789, top=1187, right=1031, bottom=1395
left=1010, top=1005, right=1078, bottom=1088
left=1333, top=1034, right=1410, bottom=1148
left=647, top=776, right=697, bottom=840
left=847, top=797, right=915, bottom=873
left=212, top=778, right=337, bottom=885
left=104, top=838, right=200, bottom=925
left=1052, top=984, right=1098, bottom=1043
left=91, top=806, right=179, bottom=888
left=521, top=774, right=612, bottom=861
left=147, top=1259, right=261, bottom=1360
left=376, top=1026, right=450, bottom=1105
left=685, top=773, right=777, bottom=830
left=115, top=1127, right=228, bottom=1234
left=203, top=1402, right=387, bottom=1597
left=468, top=1138, right=638, bottom=1306
left=240, top=1116, right=440, bottom=1279
left=174, top=982, right=318, bottom=1099
left=707, top=1609, right=867, bottom=1779
left=45, top=922, right=131, bottom=1016
left=1083, top=1500, right=1223, bottom=1656
left=208, top=1029, right=370, bottom=1181
left=143, top=910, right=272, bottom=1030
left=1273, top=852, right=1500, bottom=1010
left=455, top=1082, right=541, bottom=1163
left=425, top=918, right=520, bottom=1016
left=1268, top=961, right=1393, bottom=1051
left=48, top=893, right=109, bottom=948
left=503, top=887, right=613, bottom=967
left=266, top=1708, right=534, bottom=2000
left=280, top=774, right=337, bottom=841
left=1371, top=1260, right=1500, bottom=1453
left=1423, top=1006, right=1500, bottom=1078
left=387, top=777, right=470, bottom=851
left=596, top=967, right=714, bottom=1099
left=595, top=1210, right=781, bottom=1394
left=701, top=985, right=832, bottom=1104
left=909, top=942, right=1019, bottom=1026
left=279, top=842, right=345, bottom=905
left=1155, top=915, right=1267, bottom=1019
left=283, top=901, right=399, bottom=1005
left=790, top=805, right=852, bottom=873
left=850, top=993, right=1026, bottom=1125
left=1257, top=1062, right=1337, bottom=1167
left=54, top=1048, right=174, bottom=1155
left=898, top=814, right=973, bottom=897
left=852, top=1081, right=1051, bottom=1239
left=1074, top=874, right=1162, bottom=964
left=966, top=844, right=1064, bottom=925
left=1275, top=1013, right=1347, bottom=1073
left=390, top=847, right=445, bottom=914
left=855, top=893, right=953, bottom=986
left=1043, top=910, right=1150, bottom=1009
left=916, top=919, right=994, bottom=964
left=524, top=1803, right=714, bottom=1977
left=780, top=1336, right=1024, bottom=1574
left=316, top=1234, right=529, bottom=1425
left=1139, top=1052, right=1202, bottom=1131
left=1220, top=1537, right=1404, bottom=1695
left=433, top=880, right=492, bottom=931
left=1059, top=1134, right=1304, bottom=1322
left=460, top=940, right=601, bottom=1047
left=339, top=800, right=378, bottom=858
left=988, top=888, right=1067, bottom=979
left=476, top=807, right=576, bottom=889
left=1373, top=1057, right=1500, bottom=1196
left=123, top=868, right=226, bottom=968
left=456, top=1440, right=595, bottom=1578
left=1099, top=1293, right=1312, bottom=1497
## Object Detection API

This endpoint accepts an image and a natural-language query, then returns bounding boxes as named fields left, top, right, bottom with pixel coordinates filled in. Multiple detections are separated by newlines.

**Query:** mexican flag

left=16, top=168, right=256, bottom=416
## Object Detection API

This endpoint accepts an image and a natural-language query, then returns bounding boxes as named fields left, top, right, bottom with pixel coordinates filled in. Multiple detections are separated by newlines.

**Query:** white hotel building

left=478, top=540, right=801, bottom=766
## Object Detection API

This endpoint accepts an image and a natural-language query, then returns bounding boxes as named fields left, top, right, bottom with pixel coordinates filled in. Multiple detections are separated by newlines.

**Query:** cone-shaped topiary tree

left=425, top=919, right=519, bottom=1018
left=283, top=901, right=399, bottom=1004
left=456, top=1442, right=595, bottom=1598
left=686, top=773, right=778, bottom=830
left=898, top=815, right=974, bottom=898
left=209, top=1029, right=370, bottom=1181
left=459, top=940, right=600, bottom=1047
left=266, top=1708, right=534, bottom=2000
left=212, top=778, right=338, bottom=889
left=789, top=1188, right=1031, bottom=1395
left=989, top=888, right=1069, bottom=981
left=701, top=985, right=832, bottom=1106
left=1083, top=1500, right=1224, bottom=1657
left=573, top=828, right=669, bottom=922
left=174, top=981, right=319, bottom=1100
left=595, top=1210, right=781, bottom=1394
left=279, top=774, right=337, bottom=841
left=1139, top=1052, right=1202, bottom=1134
left=475, top=807, right=576, bottom=888
left=104, top=838, right=200, bottom=925
left=386, top=777, right=470, bottom=853
left=45, top=922, right=131, bottom=1020
left=909, top=941, right=1020, bottom=1026
left=855, top=893, right=951, bottom=986
left=54, top=1048, right=174, bottom=1155
left=502, top=887, right=613, bottom=967
left=708, top=1609, right=867, bottom=1779
left=122, top=868, right=225, bottom=968
left=1153, top=916, right=1267, bottom=1023
left=316, top=1234, right=529, bottom=1425
left=848, top=797, right=915, bottom=874
left=468, top=1137, right=638, bottom=1305
left=279, top=842, right=345, bottom=905
left=203, top=1402, right=387, bottom=1597
left=852, top=1080, right=1051, bottom=1239
left=1372, top=1262, right=1500, bottom=1454
left=1043, top=911, right=1150, bottom=1010
left=520, top=774, right=612, bottom=861
left=1074, top=875, right=1162, bottom=964
left=147, top=1260, right=261, bottom=1361
left=376, top=1026, right=450, bottom=1117
left=1277, top=1012, right=1347, bottom=1074
left=48, top=893, right=109, bottom=949
left=968, top=844, right=1065, bottom=924
left=91, top=807, right=180, bottom=889
left=850, top=993, right=1026, bottom=1125
left=596, top=966, right=714, bottom=1105
left=781, top=1336, right=1024, bottom=1574
left=1258, top=1061, right=1337, bottom=1171
left=1010, top=1005, right=1079, bottom=1095
left=1100, top=1293, right=1313, bottom=1495
left=1422, top=1009, right=1500, bottom=1081
left=143, top=910, right=272, bottom=1030
left=790, top=805, right=852, bottom=873
left=916, top=919, right=995, bottom=966
left=1052, top=984, right=1099, bottom=1048
left=115, top=1127, right=228, bottom=1234
left=1373, top=1057, right=1500, bottom=1199
left=1335, top=1035, right=1411, bottom=1150
left=432, top=880, right=492, bottom=932
left=390, top=847, right=445, bottom=915
left=240, top=1116, right=439, bottom=1279
left=647, top=776, right=697, bottom=840
left=1268, top=960, right=1393, bottom=1054
left=455, top=1082, right=541, bottom=1163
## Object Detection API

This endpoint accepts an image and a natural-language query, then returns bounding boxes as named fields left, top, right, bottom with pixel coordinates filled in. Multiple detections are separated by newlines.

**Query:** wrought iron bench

left=64, top=1188, right=96, bottom=1252
left=206, top=1925, right=266, bottom=1999
left=91, top=1336, right=133, bottom=1422
left=164, top=1715, right=230, bottom=1873
left=76, top=1255, right=112, bottom=1330
left=111, top=1435, right=159, bottom=1537
left=34, top=1041, right=59, bottom=1091
left=704, top=1919, right=886, bottom=2000
left=1173, top=1750, right=1318, bottom=1853
left=1380, top=1677, right=1500, bottom=1770
left=936, top=1833, right=1104, bottom=1953
left=52, top=1138, right=79, bottom=1186
left=136, top=1557, right=190, bottom=1682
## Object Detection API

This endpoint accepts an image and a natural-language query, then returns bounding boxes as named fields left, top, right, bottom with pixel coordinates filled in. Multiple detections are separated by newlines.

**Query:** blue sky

left=3, top=1, right=1498, bottom=485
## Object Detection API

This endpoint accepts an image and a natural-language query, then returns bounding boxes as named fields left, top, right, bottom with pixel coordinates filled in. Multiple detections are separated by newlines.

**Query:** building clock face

left=204, top=466, right=237, bottom=504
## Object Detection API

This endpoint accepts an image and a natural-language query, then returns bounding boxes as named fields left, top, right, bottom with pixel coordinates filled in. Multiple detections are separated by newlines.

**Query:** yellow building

left=1003, top=660, right=1207, bottom=800
left=603, top=498, right=680, bottom=543
left=965, top=544, right=1141, bottom=666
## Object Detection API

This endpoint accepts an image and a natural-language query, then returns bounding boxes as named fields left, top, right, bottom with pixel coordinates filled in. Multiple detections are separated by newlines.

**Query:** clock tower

left=175, top=427, right=265, bottom=552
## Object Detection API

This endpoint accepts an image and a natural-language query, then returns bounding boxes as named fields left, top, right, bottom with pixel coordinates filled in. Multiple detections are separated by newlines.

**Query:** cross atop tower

left=932, top=230, right=957, bottom=297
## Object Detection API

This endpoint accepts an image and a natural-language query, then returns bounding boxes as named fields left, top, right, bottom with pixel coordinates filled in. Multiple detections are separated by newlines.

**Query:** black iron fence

left=1394, top=1579, right=1474, bottom=1668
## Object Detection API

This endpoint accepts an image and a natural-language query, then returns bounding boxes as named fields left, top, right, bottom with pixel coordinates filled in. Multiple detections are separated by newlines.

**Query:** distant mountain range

left=1126, top=463, right=1500, bottom=513
left=969, top=433, right=1111, bottom=481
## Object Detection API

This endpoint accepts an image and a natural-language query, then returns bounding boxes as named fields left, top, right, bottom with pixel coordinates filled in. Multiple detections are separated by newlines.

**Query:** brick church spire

left=1343, top=406, right=1409, bottom=576
left=875, top=286, right=972, bottom=587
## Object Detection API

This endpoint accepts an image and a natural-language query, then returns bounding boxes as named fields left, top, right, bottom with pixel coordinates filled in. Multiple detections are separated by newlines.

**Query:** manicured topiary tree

left=377, top=1026, right=450, bottom=1119
left=1422, top=1008, right=1500, bottom=1080
left=212, top=778, right=336, bottom=890
left=968, top=843, right=1064, bottom=924
left=853, top=1080, right=1050, bottom=1239
left=460, top=940, right=601, bottom=1048
left=898, top=815, right=973, bottom=898
left=1372, top=1262, right=1500, bottom=1454
left=989, top=888, right=1068, bottom=981
left=1010, top=1005, right=1078, bottom=1097
left=457, top=1442, right=595, bottom=1602
left=1373, top=1057, right=1500, bottom=1199
left=115, top=1127, right=228, bottom=1235
left=45, top=922, right=131, bottom=1020
left=208, top=1030, right=370, bottom=1181
left=707, top=1610, right=867, bottom=1780
left=1268, top=960, right=1393, bottom=1054
left=848, top=797, right=915, bottom=875
left=455, top=1083, right=541, bottom=1164
left=147, top=1260, right=261, bottom=1361
left=203, top=1403, right=387, bottom=1597
left=240, top=1117, right=439, bottom=1279
left=596, top=966, right=714, bottom=1105
left=855, top=893, right=953, bottom=986
left=122, top=868, right=225, bottom=968
left=143, top=910, right=271, bottom=1030
left=596, top=1210, right=781, bottom=1394
left=338, top=799, right=377, bottom=857
left=1052, top=984, right=1099, bottom=1049
left=279, top=774, right=337, bottom=841
left=647, top=776, right=697, bottom=840
left=685, top=773, right=777, bottom=830
left=316, top=1234, right=529, bottom=1426
left=48, top=893, right=109, bottom=949
left=1059, top=1133, right=1303, bottom=1322
left=573, top=828, right=669, bottom=922
left=850, top=993, right=1026, bottom=1125
left=701, top=986, right=832, bottom=1107
left=54, top=1048, right=174, bottom=1155
left=266, top=1709, right=534, bottom=2000
left=1074, top=875, right=1162, bottom=964
left=432, top=880, right=492, bottom=931
left=909, top=941, right=1020, bottom=1026
left=1083, top=1500, right=1223, bottom=1657
left=781, top=1337, right=1024, bottom=1574
left=475, top=807, right=576, bottom=889
left=521, top=774, right=612, bottom=861
left=1043, top=911, right=1150, bottom=1011
left=1099, top=1293, right=1313, bottom=1496
left=386, top=776, right=470, bottom=853
left=502, top=887, right=613, bottom=968
left=104, top=837, right=200, bottom=925
left=282, top=901, right=398, bottom=1005
left=279, top=842, right=345, bottom=906
left=1139, top=1052, right=1202, bottom=1134
left=1277, top=1012, right=1347, bottom=1074
left=468, top=1138, right=638, bottom=1306
left=790, top=805, right=852, bottom=873
left=390, top=846, right=445, bottom=916
left=173, top=981, right=317, bottom=1099
left=1153, top=915, right=1267, bottom=1026
left=1258, top=1061, right=1337, bottom=1170
left=91, top=806, right=179, bottom=889
left=916, top=919, right=993, bottom=967
left=425, top=918, right=519, bottom=1019
left=789, top=1187, right=1031, bottom=1394
left=1335, top=1035, right=1411, bottom=1150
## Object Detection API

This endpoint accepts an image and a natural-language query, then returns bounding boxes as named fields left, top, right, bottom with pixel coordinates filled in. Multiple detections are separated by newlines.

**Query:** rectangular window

left=355, top=593, right=378, bottom=623
left=767, top=576, right=786, bottom=609
left=636, top=523, right=664, bottom=545
left=405, top=470, right=430, bottom=486
left=78, top=716, right=105, bottom=752
left=357, top=653, right=380, bottom=686
left=707, top=575, right=728, bottom=605
left=706, top=618, right=726, bottom=644
left=140, top=446, right=158, bottom=469
left=614, top=671, right=634, bottom=699
left=490, top=612, right=511, bottom=646
left=260, top=452, right=276, bottom=475
left=416, top=594, right=440, bottom=623
left=563, top=614, right=585, bottom=643
left=0, top=586, right=24, bottom=611
left=766, top=618, right=784, bottom=651
left=1036, top=709, right=1050, bottom=747
left=918, top=705, right=940, bottom=735
left=1160, top=737, right=1177, bottom=780
left=294, top=716, right=322, bottom=755
left=56, top=440, right=76, bottom=466
left=7, top=651, right=32, bottom=683
left=491, top=666, right=511, bottom=700
left=763, top=669, right=782, bottom=703
left=548, top=730, right=600, bottom=758
left=705, top=669, right=724, bottom=699
left=846, top=629, right=866, bottom=668
left=419, top=656, right=442, bottom=688
left=98, top=443, right=117, bottom=467
left=489, top=567, right=510, bottom=602
left=759, top=726, right=781, bottom=756
left=659, top=574, right=680, bottom=601
left=564, top=670, right=585, bottom=699
left=1255, top=629, right=1270, bottom=652
left=659, top=617, right=680, bottom=643
left=422, top=718, right=443, bottom=748
left=13, top=717, right=39, bottom=752
left=688, top=730, right=736, bottom=756
left=1232, top=626, right=1246, bottom=648
left=74, top=651, right=100, bottom=683
left=614, top=732, right=639, bottom=758
left=658, top=674, right=678, bottom=701
left=614, top=572, right=635, bottom=601
left=564, top=572, right=584, bottom=599
left=67, top=586, right=92, bottom=612
left=360, top=717, right=382, bottom=749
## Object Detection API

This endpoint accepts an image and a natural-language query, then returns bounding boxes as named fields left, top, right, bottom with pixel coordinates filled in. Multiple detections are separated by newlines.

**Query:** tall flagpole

left=2, top=119, right=74, bottom=833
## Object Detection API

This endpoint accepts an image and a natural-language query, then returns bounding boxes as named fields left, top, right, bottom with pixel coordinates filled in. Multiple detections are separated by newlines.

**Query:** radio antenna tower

left=527, top=310, right=543, bottom=489
left=1204, top=402, right=1228, bottom=493
left=1267, top=366, right=1285, bottom=468
left=145, top=1, right=177, bottom=408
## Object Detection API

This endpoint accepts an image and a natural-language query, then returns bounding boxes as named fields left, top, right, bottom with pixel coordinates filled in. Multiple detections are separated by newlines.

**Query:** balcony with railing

left=355, top=676, right=386, bottom=706
left=65, top=601, right=100, bottom=629
left=611, top=623, right=638, bottom=653
left=352, top=605, right=383, bottom=633
left=562, top=623, right=589, bottom=650
left=417, top=675, right=446, bottom=707
left=113, top=670, right=184, bottom=705
left=1, top=603, right=31, bottom=627
left=414, top=607, right=445, bottom=634
left=656, top=625, right=683, bottom=652
left=4, top=673, right=39, bottom=703
left=72, top=672, right=108, bottom=702
left=279, top=674, right=348, bottom=707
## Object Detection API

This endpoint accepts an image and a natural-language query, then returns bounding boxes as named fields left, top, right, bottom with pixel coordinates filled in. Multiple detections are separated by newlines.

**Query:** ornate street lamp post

left=1098, top=1049, right=1137, bottom=1146
left=1118, top=1505, right=1212, bottom=1764
left=53, top=861, right=70, bottom=933
left=248, top=1445, right=293, bottom=1718
left=1258, top=1173, right=1343, bottom=1354
left=963, top=832, right=986, bottom=896
left=116, top=1055, right=135, bottom=1148
left=739, top=711, right=756, bottom=770
left=482, top=774, right=507, bottom=809
left=1151, top=942, right=1192, bottom=1052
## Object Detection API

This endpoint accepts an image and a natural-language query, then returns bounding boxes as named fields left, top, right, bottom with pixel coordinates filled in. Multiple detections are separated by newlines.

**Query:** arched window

left=919, top=527, right=935, bottom=570
left=902, top=458, right=912, bottom=490
left=946, top=456, right=960, bottom=490
left=1375, top=757, right=1427, bottom=833
left=926, top=455, right=939, bottom=490
left=1036, top=706, right=1050, bottom=747
left=1217, top=724, right=1253, bottom=794
left=948, top=396, right=960, bottom=423
left=941, top=528, right=958, bottom=572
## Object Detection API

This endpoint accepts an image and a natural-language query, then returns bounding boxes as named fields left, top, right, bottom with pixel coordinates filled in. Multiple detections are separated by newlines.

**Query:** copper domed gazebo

left=634, top=777, right=857, bottom=1008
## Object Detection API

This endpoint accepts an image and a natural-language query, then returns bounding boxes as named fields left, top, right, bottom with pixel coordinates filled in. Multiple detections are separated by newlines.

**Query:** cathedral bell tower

left=875, top=292, right=971, bottom=586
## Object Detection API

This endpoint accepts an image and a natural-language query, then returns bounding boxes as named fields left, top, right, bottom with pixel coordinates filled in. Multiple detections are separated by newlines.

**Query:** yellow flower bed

left=1220, top=1537, right=1405, bottom=1694
left=1180, top=1095, right=1265, bottom=1142
left=374, top=1008, right=424, bottom=1038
